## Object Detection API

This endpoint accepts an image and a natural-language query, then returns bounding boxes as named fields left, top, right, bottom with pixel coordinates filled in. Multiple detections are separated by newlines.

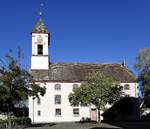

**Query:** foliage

left=135, top=48, right=150, bottom=73
left=0, top=117, right=31, bottom=128
left=135, top=48, right=150, bottom=98
left=69, top=72, right=122, bottom=121
left=0, top=119, right=7, bottom=124
left=141, top=113, right=150, bottom=121
left=0, top=50, right=46, bottom=129
left=12, top=117, right=31, bottom=125
left=13, top=107, right=28, bottom=117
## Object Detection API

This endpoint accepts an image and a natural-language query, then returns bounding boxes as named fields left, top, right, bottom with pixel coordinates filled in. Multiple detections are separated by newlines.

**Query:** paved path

left=26, top=122, right=121, bottom=129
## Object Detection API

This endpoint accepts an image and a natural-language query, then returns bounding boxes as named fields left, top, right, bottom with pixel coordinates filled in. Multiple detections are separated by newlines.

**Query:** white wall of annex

left=120, top=83, right=138, bottom=97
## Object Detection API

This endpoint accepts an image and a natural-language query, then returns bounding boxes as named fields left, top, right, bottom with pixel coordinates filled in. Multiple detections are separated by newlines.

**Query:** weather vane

left=39, top=3, right=44, bottom=17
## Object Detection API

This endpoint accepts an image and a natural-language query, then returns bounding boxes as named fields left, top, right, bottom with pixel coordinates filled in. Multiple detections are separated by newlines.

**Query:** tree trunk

left=8, top=112, right=12, bottom=129
left=98, top=109, right=101, bottom=123
left=139, top=99, right=144, bottom=109
left=7, top=102, right=12, bottom=129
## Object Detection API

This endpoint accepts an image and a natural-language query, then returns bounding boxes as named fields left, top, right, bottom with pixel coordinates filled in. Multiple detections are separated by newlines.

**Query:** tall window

left=55, top=84, right=61, bottom=91
left=55, top=108, right=61, bottom=116
left=55, top=95, right=61, bottom=104
left=73, top=108, right=79, bottom=117
left=37, top=44, right=43, bottom=55
left=125, top=94, right=130, bottom=97
left=37, top=110, right=41, bottom=116
left=124, top=84, right=130, bottom=90
left=37, top=98, right=41, bottom=105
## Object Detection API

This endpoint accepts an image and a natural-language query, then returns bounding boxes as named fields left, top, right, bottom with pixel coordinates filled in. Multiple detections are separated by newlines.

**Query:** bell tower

left=31, top=12, right=50, bottom=70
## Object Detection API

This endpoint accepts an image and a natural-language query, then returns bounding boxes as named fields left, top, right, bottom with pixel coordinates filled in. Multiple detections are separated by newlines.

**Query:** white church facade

left=29, top=16, right=138, bottom=123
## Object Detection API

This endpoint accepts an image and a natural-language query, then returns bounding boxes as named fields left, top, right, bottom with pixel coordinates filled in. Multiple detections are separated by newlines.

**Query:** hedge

left=0, top=117, right=31, bottom=125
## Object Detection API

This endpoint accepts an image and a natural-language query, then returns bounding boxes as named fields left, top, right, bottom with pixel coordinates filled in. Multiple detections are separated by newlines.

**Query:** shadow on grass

left=27, top=123, right=56, bottom=127
left=88, top=122, right=122, bottom=129
left=104, top=121, right=150, bottom=129
left=90, top=127, right=121, bottom=129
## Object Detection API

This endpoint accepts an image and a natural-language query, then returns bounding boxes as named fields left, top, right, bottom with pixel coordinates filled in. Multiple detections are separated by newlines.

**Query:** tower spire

left=121, top=59, right=127, bottom=68
left=32, top=3, right=48, bottom=33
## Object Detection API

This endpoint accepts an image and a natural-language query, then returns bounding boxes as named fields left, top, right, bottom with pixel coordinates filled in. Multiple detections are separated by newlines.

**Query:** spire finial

left=39, top=3, right=44, bottom=17
left=122, top=59, right=127, bottom=67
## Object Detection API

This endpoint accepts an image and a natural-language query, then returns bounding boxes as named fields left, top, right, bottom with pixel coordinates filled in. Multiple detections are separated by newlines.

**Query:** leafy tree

left=0, top=50, right=46, bottom=129
left=135, top=48, right=150, bottom=108
left=69, top=72, right=122, bottom=122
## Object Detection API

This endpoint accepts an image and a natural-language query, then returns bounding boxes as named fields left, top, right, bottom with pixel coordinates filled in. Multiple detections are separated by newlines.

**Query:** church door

left=90, top=108, right=97, bottom=121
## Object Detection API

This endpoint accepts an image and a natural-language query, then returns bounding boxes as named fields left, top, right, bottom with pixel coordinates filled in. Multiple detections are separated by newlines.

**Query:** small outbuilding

left=102, top=97, right=140, bottom=121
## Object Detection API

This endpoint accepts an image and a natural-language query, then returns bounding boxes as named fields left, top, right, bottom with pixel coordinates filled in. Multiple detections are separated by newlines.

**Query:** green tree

left=0, top=50, right=46, bottom=129
left=69, top=72, right=122, bottom=122
left=135, top=48, right=150, bottom=108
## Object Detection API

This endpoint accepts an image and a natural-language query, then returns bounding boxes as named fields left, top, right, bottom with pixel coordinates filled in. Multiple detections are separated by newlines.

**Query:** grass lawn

left=25, top=121, right=150, bottom=129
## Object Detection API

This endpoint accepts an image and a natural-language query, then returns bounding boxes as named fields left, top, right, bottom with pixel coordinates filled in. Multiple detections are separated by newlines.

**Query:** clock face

left=37, top=35, right=43, bottom=42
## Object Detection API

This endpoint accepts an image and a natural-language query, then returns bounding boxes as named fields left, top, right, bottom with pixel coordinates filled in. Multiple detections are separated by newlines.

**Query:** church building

left=29, top=15, right=138, bottom=123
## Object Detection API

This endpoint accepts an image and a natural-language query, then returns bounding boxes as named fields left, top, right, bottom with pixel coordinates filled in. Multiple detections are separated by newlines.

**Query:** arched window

left=54, top=84, right=61, bottom=91
left=124, top=84, right=130, bottom=90
left=73, top=84, right=79, bottom=90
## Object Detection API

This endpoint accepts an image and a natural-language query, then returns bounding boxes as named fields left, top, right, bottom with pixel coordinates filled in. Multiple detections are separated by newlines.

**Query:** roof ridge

left=50, top=62, right=121, bottom=65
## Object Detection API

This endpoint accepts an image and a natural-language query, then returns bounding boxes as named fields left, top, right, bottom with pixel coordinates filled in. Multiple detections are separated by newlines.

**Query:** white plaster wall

left=29, top=82, right=138, bottom=123
left=29, top=83, right=90, bottom=123
left=32, top=33, right=49, bottom=55
left=31, top=56, right=49, bottom=70
left=31, top=33, right=49, bottom=70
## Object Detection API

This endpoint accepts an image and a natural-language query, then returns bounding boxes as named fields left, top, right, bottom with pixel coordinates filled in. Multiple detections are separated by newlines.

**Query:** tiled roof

left=32, top=18, right=49, bottom=33
left=31, top=63, right=137, bottom=83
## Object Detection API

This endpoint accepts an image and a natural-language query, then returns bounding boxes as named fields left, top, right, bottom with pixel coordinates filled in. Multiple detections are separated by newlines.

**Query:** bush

left=0, top=117, right=31, bottom=127
left=12, top=117, right=31, bottom=125
left=141, top=113, right=150, bottom=121
left=0, top=119, right=7, bottom=129
left=0, top=119, right=7, bottom=124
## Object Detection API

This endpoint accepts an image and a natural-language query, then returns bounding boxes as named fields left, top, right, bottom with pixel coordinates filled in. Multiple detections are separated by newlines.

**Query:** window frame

left=37, top=98, right=41, bottom=105
left=124, top=84, right=130, bottom=90
left=125, top=94, right=130, bottom=97
left=37, top=110, right=41, bottom=116
left=54, top=84, right=61, bottom=91
left=55, top=95, right=61, bottom=104
left=37, top=44, right=43, bottom=55
left=73, top=108, right=79, bottom=117
left=55, top=108, right=61, bottom=116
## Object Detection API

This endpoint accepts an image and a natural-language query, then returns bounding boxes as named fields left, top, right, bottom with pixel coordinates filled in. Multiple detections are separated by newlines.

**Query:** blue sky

left=0, top=0, right=150, bottom=73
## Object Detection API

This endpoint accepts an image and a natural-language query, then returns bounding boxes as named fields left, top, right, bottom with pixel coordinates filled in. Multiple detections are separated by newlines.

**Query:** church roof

left=31, top=63, right=137, bottom=83
left=32, top=18, right=49, bottom=33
